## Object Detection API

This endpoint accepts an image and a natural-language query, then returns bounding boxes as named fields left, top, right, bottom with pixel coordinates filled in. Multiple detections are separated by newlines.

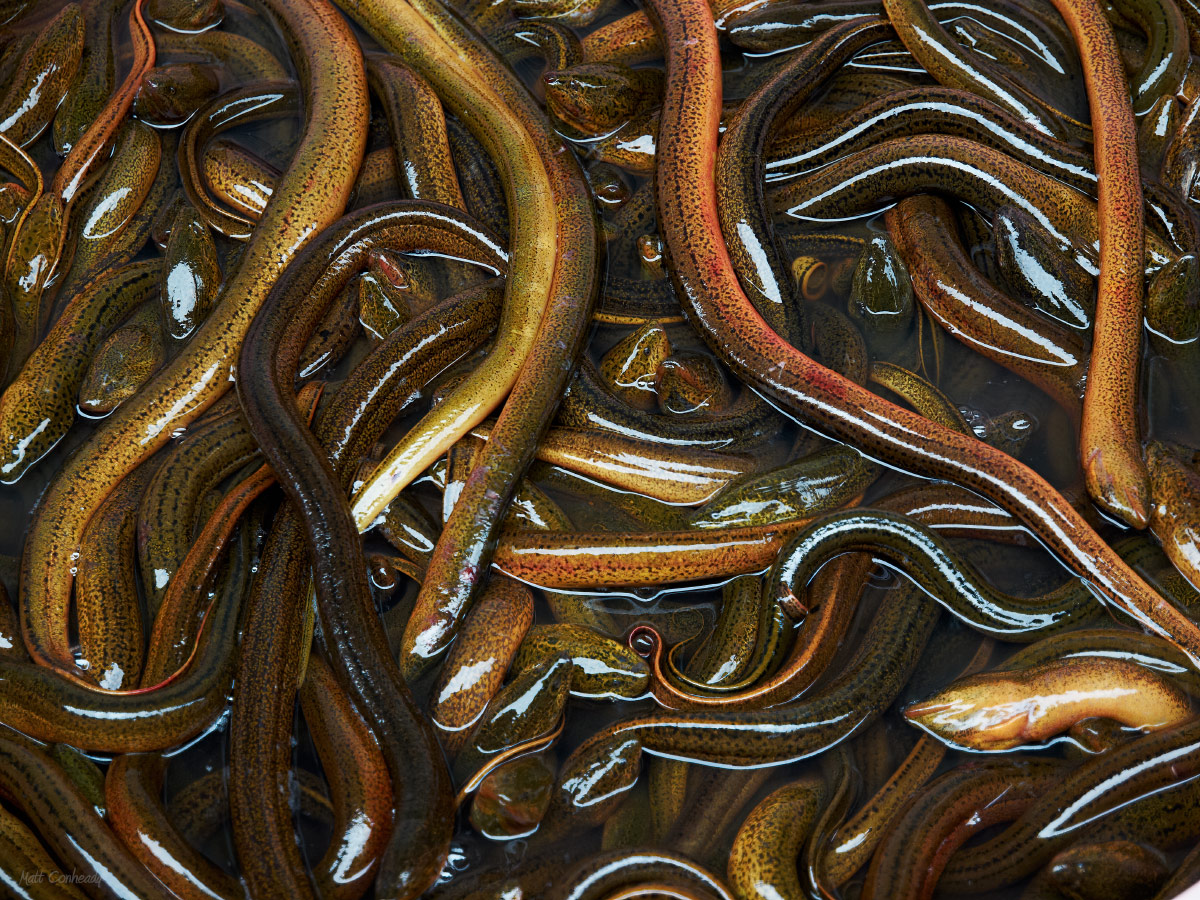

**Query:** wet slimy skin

left=367, top=55, right=466, bottom=209
left=46, top=118, right=162, bottom=310
left=233, top=279, right=502, bottom=899
left=1043, top=0, right=1153, bottom=530
left=78, top=302, right=166, bottom=414
left=512, top=623, right=650, bottom=699
left=228, top=495, right=326, bottom=900
left=561, top=356, right=786, bottom=451
left=0, top=260, right=160, bottom=483
left=1026, top=839, right=1171, bottom=900
left=637, top=485, right=1021, bottom=711
left=134, top=63, right=220, bottom=126
left=643, top=0, right=1198, bottom=662
left=765, top=86, right=1097, bottom=188
left=1110, top=0, right=1190, bottom=117
left=137, top=408, right=257, bottom=617
left=0, top=730, right=174, bottom=899
left=493, top=20, right=583, bottom=73
left=822, top=734, right=948, bottom=887
left=430, top=577, right=535, bottom=756
left=689, top=445, right=874, bottom=529
left=883, top=0, right=1067, bottom=137
left=939, top=717, right=1200, bottom=892
left=598, top=321, right=673, bottom=410
left=1147, top=442, right=1200, bottom=593
left=552, top=850, right=736, bottom=900
left=868, top=361, right=971, bottom=432
left=905, top=656, right=1193, bottom=751
left=861, top=759, right=1065, bottom=900
left=716, top=18, right=892, bottom=345
left=237, top=204, right=507, bottom=898
left=0, top=797, right=88, bottom=899
left=154, top=29, right=288, bottom=82
left=105, top=471, right=283, bottom=900
left=545, top=62, right=663, bottom=134
left=512, top=0, right=617, bottom=29
left=8, top=0, right=1200, bottom=892
left=771, top=134, right=1174, bottom=270
left=74, top=458, right=158, bottom=689
left=473, top=421, right=755, bottom=505
left=178, top=83, right=301, bottom=240
left=20, top=0, right=369, bottom=674
left=727, top=777, right=824, bottom=900
left=5, top=0, right=153, bottom=367
left=0, top=449, right=275, bottom=754
left=51, top=0, right=109, bottom=157
left=993, top=203, right=1095, bottom=329
left=888, top=194, right=1089, bottom=418
left=549, top=587, right=938, bottom=827
left=635, top=559, right=857, bottom=711
left=580, top=11, right=661, bottom=65
left=492, top=515, right=820, bottom=589
left=0, top=5, right=83, bottom=148
left=780, top=506, right=1094, bottom=638
left=300, top=652, right=394, bottom=900
left=338, top=0, right=559, bottom=535
left=341, top=0, right=600, bottom=687
left=160, top=202, right=221, bottom=343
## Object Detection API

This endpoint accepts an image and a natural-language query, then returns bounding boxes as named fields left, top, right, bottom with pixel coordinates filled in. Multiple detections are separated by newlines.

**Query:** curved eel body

left=642, top=0, right=1200, bottom=662
left=20, top=0, right=369, bottom=672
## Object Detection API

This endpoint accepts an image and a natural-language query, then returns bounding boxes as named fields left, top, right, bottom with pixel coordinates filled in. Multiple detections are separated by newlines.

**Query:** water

left=2, top=0, right=1198, bottom=896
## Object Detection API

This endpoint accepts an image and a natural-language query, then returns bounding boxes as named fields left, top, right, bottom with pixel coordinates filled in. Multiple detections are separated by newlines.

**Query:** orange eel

left=19, top=0, right=369, bottom=673
left=641, top=0, right=1200, bottom=662
left=1048, top=0, right=1151, bottom=528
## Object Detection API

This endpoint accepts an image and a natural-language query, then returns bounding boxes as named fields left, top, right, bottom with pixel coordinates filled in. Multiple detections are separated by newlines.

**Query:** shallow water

left=2, top=0, right=1200, bottom=897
